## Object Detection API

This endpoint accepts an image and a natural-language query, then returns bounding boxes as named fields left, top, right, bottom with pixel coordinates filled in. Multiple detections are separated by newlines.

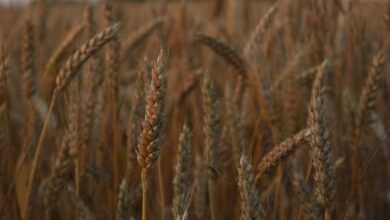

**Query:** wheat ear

left=202, top=73, right=221, bottom=220
left=137, top=50, right=167, bottom=220
left=255, top=128, right=313, bottom=182
left=173, top=123, right=193, bottom=219
left=238, top=154, right=264, bottom=220
left=194, top=33, right=247, bottom=76
left=307, top=60, right=335, bottom=217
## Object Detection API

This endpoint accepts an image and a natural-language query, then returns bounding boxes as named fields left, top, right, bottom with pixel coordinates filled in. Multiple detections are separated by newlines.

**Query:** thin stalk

left=158, top=159, right=166, bottom=220
left=76, top=150, right=81, bottom=195
left=208, top=180, right=217, bottom=220
left=141, top=169, right=149, bottom=220
left=324, top=209, right=331, bottom=220
left=22, top=89, right=58, bottom=220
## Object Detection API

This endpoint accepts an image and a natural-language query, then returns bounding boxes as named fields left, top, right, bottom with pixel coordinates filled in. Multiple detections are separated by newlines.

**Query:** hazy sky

left=1, top=0, right=28, bottom=4
left=0, top=0, right=98, bottom=5
left=1, top=0, right=35, bottom=5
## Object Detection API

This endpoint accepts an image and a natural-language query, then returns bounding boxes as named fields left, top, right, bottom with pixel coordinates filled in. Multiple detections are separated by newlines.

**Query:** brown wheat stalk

left=102, top=3, right=122, bottom=215
left=137, top=50, right=167, bottom=220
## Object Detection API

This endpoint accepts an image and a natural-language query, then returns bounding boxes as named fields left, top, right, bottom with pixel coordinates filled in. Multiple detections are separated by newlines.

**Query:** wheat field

left=0, top=0, right=389, bottom=219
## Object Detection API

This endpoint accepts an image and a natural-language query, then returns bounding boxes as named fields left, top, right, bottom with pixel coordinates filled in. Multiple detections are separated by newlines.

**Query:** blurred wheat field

left=0, top=0, right=389, bottom=219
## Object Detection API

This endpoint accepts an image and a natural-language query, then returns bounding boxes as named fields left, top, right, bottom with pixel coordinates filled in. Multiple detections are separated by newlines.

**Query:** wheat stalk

left=0, top=48, right=10, bottom=149
left=137, top=50, right=167, bottom=220
left=102, top=3, right=122, bottom=214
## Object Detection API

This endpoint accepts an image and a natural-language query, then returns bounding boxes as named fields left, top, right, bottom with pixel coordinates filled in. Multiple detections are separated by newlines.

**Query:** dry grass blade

left=43, top=24, right=85, bottom=98
left=44, top=24, right=85, bottom=78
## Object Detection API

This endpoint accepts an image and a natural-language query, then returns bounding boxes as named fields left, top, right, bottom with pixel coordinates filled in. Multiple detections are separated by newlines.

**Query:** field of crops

left=0, top=0, right=389, bottom=219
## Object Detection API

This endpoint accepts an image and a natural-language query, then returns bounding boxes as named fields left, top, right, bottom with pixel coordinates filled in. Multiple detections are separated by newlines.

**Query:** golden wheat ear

left=137, top=50, right=167, bottom=220
left=56, top=22, right=121, bottom=92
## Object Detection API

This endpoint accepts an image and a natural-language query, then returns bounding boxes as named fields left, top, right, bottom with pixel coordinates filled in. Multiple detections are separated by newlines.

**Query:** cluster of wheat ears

left=0, top=0, right=389, bottom=219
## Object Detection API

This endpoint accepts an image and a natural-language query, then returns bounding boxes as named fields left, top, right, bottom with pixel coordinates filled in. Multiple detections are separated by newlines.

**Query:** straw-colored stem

left=22, top=89, right=58, bottom=220
left=158, top=158, right=166, bottom=220
left=76, top=151, right=81, bottom=195
left=325, top=208, right=331, bottom=220
left=208, top=180, right=217, bottom=220
left=141, top=169, right=149, bottom=220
